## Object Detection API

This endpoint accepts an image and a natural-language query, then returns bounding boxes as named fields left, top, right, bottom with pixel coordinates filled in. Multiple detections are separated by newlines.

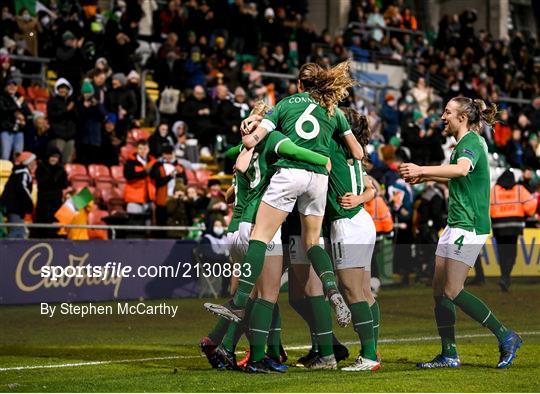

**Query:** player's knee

left=341, top=282, right=364, bottom=304
left=443, top=286, right=461, bottom=301
left=363, top=287, right=375, bottom=305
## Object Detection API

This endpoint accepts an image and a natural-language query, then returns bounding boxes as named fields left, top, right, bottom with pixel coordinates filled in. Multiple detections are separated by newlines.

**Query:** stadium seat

left=65, top=163, right=90, bottom=182
left=185, top=168, right=197, bottom=185
left=195, top=169, right=212, bottom=186
left=0, top=159, right=13, bottom=195
left=120, top=145, right=136, bottom=164
left=100, top=187, right=125, bottom=212
left=88, top=206, right=109, bottom=240
left=88, top=164, right=114, bottom=189
left=70, top=178, right=91, bottom=191
left=110, top=165, right=126, bottom=192
left=127, top=128, right=151, bottom=145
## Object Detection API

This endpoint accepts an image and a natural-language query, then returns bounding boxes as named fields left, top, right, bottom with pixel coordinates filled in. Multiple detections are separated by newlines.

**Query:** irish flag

left=55, top=188, right=94, bottom=225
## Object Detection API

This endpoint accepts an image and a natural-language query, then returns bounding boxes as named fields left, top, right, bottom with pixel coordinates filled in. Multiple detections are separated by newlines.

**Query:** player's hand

left=325, top=158, right=331, bottom=173
left=338, top=193, right=361, bottom=209
left=399, top=162, right=423, bottom=179
left=405, top=176, right=423, bottom=184
left=240, top=115, right=262, bottom=135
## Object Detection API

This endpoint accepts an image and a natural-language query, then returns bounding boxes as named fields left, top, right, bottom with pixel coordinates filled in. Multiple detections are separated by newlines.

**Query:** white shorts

left=289, top=235, right=329, bottom=265
left=262, top=168, right=328, bottom=216
left=330, top=209, right=376, bottom=271
left=231, top=221, right=283, bottom=259
left=435, top=226, right=488, bottom=267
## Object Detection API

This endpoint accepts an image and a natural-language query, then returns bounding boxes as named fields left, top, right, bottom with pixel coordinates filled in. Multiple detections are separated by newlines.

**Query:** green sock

left=266, top=304, right=282, bottom=360
left=309, top=295, right=333, bottom=357
left=289, top=298, right=318, bottom=351
left=350, top=301, right=377, bottom=361
left=248, top=298, right=275, bottom=362
left=233, top=240, right=267, bottom=307
left=370, top=300, right=380, bottom=350
left=434, top=296, right=457, bottom=357
left=222, top=298, right=255, bottom=352
left=207, top=317, right=230, bottom=343
left=306, top=246, right=338, bottom=295
left=452, top=290, right=509, bottom=341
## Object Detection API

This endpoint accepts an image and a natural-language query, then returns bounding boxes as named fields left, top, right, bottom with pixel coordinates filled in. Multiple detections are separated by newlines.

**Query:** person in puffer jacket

left=46, top=78, right=77, bottom=163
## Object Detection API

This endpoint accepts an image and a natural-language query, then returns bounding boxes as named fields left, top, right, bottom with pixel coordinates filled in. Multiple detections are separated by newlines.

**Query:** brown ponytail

left=299, top=60, right=357, bottom=117
left=451, top=96, right=498, bottom=132
left=340, top=106, right=371, bottom=165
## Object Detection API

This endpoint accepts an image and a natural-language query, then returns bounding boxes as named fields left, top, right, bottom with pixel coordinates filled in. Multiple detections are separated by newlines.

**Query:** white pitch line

left=1, top=331, right=538, bottom=372
left=283, top=330, right=540, bottom=351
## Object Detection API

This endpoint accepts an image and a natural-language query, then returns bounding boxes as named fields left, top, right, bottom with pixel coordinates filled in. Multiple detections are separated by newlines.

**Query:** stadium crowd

left=0, top=0, right=538, bottom=280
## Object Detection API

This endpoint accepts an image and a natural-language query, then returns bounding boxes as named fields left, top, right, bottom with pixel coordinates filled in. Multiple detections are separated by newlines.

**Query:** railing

left=347, top=22, right=424, bottom=38
left=0, top=222, right=204, bottom=240
left=10, top=54, right=51, bottom=85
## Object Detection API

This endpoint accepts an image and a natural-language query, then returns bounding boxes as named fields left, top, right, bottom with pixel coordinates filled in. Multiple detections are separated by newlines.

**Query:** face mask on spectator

left=213, top=226, right=224, bottom=236
left=451, top=84, right=460, bottom=92
left=22, top=13, right=31, bottom=21
left=41, top=15, right=50, bottom=26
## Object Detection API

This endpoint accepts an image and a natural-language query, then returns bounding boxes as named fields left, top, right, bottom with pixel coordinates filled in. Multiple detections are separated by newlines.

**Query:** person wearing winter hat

left=34, top=148, right=68, bottom=238
left=0, top=151, right=36, bottom=238
left=47, top=78, right=77, bottom=163
left=77, top=79, right=106, bottom=164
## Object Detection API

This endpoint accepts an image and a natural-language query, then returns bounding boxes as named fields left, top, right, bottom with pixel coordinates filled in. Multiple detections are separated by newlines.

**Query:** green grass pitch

left=1, top=280, right=539, bottom=392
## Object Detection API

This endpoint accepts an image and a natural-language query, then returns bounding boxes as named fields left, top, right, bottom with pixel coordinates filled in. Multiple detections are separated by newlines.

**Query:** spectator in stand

left=158, top=32, right=181, bottom=61
left=523, top=133, right=539, bottom=170
left=505, top=129, right=525, bottom=168
left=409, top=77, right=433, bottom=116
left=182, top=85, right=216, bottom=147
left=400, top=8, right=417, bottom=31
left=185, top=184, right=209, bottom=224
left=381, top=93, right=400, bottom=142
left=184, top=46, right=208, bottom=88
left=205, top=179, right=227, bottom=223
left=367, top=6, right=385, bottom=43
left=14, top=7, right=41, bottom=57
left=107, top=32, right=138, bottom=75
left=0, top=151, right=36, bottom=238
left=0, top=75, right=29, bottom=160
left=148, top=121, right=176, bottom=158
left=106, top=73, right=137, bottom=140
left=126, top=70, right=142, bottom=118
left=88, top=68, right=107, bottom=105
left=101, top=113, right=122, bottom=166
left=0, top=53, right=16, bottom=89
left=212, top=84, right=239, bottom=144
left=55, top=31, right=84, bottom=94
left=350, top=34, right=370, bottom=62
left=47, top=78, right=77, bottom=164
left=77, top=79, right=106, bottom=164
left=138, top=0, right=158, bottom=41
left=155, top=49, right=185, bottom=91
left=171, top=120, right=188, bottom=163
left=123, top=139, right=156, bottom=217
left=493, top=109, right=513, bottom=153
left=150, top=145, right=187, bottom=232
left=34, top=148, right=68, bottom=238
left=232, top=86, right=250, bottom=120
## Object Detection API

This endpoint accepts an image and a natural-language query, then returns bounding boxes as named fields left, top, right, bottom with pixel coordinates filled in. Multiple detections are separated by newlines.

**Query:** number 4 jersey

left=260, top=92, right=351, bottom=175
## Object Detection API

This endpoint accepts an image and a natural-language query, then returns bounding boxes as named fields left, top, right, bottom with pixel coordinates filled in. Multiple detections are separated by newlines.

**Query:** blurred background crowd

left=0, top=0, right=538, bottom=284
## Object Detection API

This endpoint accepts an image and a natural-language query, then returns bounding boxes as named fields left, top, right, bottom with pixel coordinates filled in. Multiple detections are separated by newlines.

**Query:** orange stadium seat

left=100, top=187, right=125, bottom=212
left=120, top=145, right=136, bottom=164
left=88, top=164, right=114, bottom=189
left=88, top=206, right=109, bottom=240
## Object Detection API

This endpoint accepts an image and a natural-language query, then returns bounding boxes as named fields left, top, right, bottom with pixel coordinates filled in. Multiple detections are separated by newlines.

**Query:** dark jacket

left=0, top=91, right=28, bottom=132
left=0, top=164, right=33, bottom=216
left=35, top=161, right=68, bottom=223
left=77, top=96, right=107, bottom=146
left=105, top=87, right=138, bottom=119
left=47, top=92, right=77, bottom=140
left=148, top=131, right=177, bottom=158
left=55, top=45, right=84, bottom=91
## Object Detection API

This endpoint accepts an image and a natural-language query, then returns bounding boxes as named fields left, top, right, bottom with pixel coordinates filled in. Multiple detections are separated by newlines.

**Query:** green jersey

left=261, top=92, right=351, bottom=175
left=228, top=171, right=249, bottom=233
left=326, top=135, right=365, bottom=222
left=241, top=131, right=290, bottom=224
left=447, top=132, right=491, bottom=235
